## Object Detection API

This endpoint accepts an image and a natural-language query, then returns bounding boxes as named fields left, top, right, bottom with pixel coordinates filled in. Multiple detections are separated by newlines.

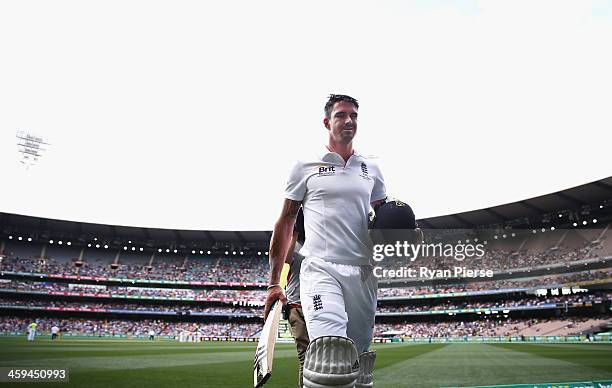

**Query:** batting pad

left=355, top=351, right=376, bottom=388
left=303, top=336, right=360, bottom=388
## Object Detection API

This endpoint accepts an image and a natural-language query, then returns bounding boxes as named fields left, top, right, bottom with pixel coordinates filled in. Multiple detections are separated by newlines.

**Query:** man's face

left=324, top=101, right=358, bottom=144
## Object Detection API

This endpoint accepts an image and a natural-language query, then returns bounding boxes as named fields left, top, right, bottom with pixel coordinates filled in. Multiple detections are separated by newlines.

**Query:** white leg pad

left=355, top=351, right=376, bottom=388
left=303, top=336, right=360, bottom=388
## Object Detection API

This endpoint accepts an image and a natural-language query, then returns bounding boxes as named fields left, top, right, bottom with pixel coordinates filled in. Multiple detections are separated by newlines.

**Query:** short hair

left=324, top=94, right=359, bottom=119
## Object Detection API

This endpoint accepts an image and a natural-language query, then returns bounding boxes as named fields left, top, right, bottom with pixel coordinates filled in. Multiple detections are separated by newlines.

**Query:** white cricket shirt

left=284, top=148, right=386, bottom=265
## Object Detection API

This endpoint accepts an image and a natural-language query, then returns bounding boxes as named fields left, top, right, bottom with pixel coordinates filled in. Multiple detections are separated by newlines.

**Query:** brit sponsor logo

left=317, top=165, right=336, bottom=176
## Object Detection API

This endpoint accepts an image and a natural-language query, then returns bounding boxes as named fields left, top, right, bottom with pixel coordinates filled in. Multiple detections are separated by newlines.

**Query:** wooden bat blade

left=253, top=262, right=290, bottom=387
left=253, top=299, right=282, bottom=387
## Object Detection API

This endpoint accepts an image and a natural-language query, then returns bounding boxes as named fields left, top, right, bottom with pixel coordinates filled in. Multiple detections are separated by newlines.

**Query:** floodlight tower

left=16, top=130, right=50, bottom=169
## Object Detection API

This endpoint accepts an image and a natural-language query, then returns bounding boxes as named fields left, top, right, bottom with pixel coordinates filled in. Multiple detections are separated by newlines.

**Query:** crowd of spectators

left=2, top=233, right=609, bottom=283
left=0, top=299, right=260, bottom=315
left=1, top=291, right=608, bottom=315
left=376, top=292, right=611, bottom=313
left=1, top=315, right=603, bottom=339
left=1, top=266, right=610, bottom=304
left=378, top=268, right=612, bottom=297
left=381, top=240, right=608, bottom=276
left=0, top=256, right=269, bottom=283
left=374, top=320, right=516, bottom=337
left=0, top=316, right=259, bottom=337
left=373, top=316, right=607, bottom=338
left=0, top=280, right=266, bottom=302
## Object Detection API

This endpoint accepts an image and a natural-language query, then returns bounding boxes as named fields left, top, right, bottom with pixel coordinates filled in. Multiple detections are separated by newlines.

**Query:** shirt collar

left=320, top=146, right=361, bottom=163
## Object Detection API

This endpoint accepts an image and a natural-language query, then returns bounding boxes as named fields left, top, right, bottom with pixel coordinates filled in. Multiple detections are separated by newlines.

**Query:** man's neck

left=327, top=139, right=354, bottom=163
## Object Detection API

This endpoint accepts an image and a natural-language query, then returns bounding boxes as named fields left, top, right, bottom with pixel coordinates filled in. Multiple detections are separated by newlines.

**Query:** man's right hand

left=263, top=286, right=287, bottom=320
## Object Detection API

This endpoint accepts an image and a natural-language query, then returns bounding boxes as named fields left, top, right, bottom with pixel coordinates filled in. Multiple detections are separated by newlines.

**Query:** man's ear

left=323, top=117, right=331, bottom=130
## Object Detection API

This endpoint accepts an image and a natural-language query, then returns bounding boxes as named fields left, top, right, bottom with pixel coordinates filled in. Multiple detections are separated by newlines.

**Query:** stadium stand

left=1, top=177, right=611, bottom=340
left=0, top=316, right=260, bottom=338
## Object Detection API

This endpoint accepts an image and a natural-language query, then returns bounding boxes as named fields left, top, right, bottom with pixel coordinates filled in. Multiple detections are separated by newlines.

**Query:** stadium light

left=158, top=248, right=162, bottom=253
left=67, top=241, right=72, bottom=246
left=173, top=249, right=177, bottom=253
left=123, top=246, right=128, bottom=250
left=95, top=244, right=100, bottom=248
left=551, top=227, right=555, bottom=231
left=573, top=222, right=578, bottom=227
left=58, top=240, right=62, bottom=245
left=493, top=235, right=498, bottom=239
left=511, top=233, right=515, bottom=237
left=582, top=221, right=587, bottom=225
left=27, top=237, right=32, bottom=242
left=207, top=250, right=211, bottom=255
left=87, top=243, right=91, bottom=247
left=541, top=228, right=545, bottom=232
left=601, top=205, right=604, bottom=209
left=192, top=250, right=196, bottom=254
left=257, top=251, right=261, bottom=255
left=166, top=249, right=170, bottom=253
left=240, top=251, right=244, bottom=255
left=232, top=251, right=236, bottom=255
left=139, top=247, right=144, bottom=252
left=225, top=251, right=229, bottom=255
left=128, top=240, right=132, bottom=244
left=532, top=230, right=536, bottom=234
left=199, top=250, right=203, bottom=254
left=131, top=247, right=136, bottom=251
left=8, top=236, right=13, bottom=239
left=265, top=251, right=269, bottom=255
left=502, top=234, right=506, bottom=239
left=104, top=245, right=108, bottom=249
left=94, top=237, right=97, bottom=241
left=18, top=236, right=22, bottom=241
left=593, top=219, right=598, bottom=223
left=558, top=214, right=563, bottom=218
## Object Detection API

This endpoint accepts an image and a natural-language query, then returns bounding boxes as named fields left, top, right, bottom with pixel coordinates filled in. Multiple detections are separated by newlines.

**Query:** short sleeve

left=371, top=162, right=387, bottom=202
left=284, top=160, right=307, bottom=201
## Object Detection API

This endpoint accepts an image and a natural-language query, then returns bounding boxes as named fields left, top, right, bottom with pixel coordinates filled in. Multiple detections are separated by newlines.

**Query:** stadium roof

left=417, top=176, right=612, bottom=229
left=1, top=177, right=611, bottom=247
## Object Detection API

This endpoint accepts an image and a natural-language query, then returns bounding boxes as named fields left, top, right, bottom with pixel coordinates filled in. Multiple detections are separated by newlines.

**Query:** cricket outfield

left=0, top=338, right=611, bottom=387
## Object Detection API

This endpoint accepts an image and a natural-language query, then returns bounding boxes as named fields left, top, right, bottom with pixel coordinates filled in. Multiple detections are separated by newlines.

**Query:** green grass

left=0, top=338, right=611, bottom=387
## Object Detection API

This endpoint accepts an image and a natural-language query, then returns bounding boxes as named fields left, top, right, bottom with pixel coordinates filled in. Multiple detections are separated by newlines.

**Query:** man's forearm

left=268, top=218, right=294, bottom=285
left=268, top=198, right=301, bottom=286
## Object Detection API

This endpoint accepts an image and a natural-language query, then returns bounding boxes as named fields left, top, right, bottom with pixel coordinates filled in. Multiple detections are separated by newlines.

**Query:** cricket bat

left=253, top=263, right=290, bottom=388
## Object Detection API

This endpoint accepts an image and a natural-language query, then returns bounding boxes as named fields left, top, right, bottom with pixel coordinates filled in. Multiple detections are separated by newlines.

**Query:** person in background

left=27, top=320, right=38, bottom=341
left=51, top=324, right=60, bottom=340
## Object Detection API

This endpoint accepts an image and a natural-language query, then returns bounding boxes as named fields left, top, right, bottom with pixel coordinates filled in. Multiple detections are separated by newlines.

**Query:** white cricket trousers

left=27, top=329, right=36, bottom=341
left=300, top=257, right=377, bottom=353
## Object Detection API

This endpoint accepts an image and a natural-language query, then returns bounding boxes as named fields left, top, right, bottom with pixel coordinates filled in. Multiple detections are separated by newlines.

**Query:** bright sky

left=1, top=0, right=611, bottom=231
